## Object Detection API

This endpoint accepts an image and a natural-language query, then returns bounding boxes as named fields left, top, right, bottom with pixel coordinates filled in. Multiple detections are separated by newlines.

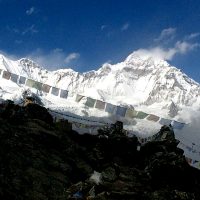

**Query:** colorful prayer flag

left=172, top=120, right=185, bottom=129
left=10, top=73, right=19, bottom=83
left=125, top=108, right=137, bottom=118
left=75, top=94, right=84, bottom=102
left=26, top=79, right=42, bottom=90
left=2, top=71, right=11, bottom=80
left=19, top=76, right=26, bottom=84
left=105, top=103, right=116, bottom=114
left=42, top=84, right=51, bottom=93
left=146, top=114, right=160, bottom=122
left=60, top=89, right=68, bottom=99
left=95, top=100, right=106, bottom=110
left=51, top=87, right=60, bottom=96
left=85, top=97, right=96, bottom=107
left=116, top=106, right=127, bottom=117
left=159, top=118, right=172, bottom=126
left=136, top=111, right=148, bottom=119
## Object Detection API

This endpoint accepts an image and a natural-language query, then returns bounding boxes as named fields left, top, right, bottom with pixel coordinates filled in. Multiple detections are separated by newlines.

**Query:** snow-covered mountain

left=0, top=52, right=200, bottom=120
left=1, top=51, right=200, bottom=167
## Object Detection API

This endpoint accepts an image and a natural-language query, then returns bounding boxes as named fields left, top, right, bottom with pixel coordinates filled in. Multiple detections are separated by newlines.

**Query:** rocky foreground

left=0, top=101, right=200, bottom=200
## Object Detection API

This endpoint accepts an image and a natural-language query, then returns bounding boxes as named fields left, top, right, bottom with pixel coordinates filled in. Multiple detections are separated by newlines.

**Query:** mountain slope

left=67, top=52, right=200, bottom=108
left=0, top=52, right=200, bottom=119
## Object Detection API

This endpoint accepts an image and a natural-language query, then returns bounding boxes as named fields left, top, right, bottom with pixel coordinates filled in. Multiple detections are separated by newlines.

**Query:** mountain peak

left=19, top=58, right=43, bottom=70
left=125, top=50, right=170, bottom=67
left=0, top=54, right=5, bottom=59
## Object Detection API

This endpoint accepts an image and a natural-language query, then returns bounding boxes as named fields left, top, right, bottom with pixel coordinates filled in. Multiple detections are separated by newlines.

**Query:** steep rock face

left=19, top=58, right=49, bottom=81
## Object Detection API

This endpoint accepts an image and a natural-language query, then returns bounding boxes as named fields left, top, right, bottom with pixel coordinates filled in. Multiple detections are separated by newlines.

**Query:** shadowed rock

left=0, top=102, right=200, bottom=200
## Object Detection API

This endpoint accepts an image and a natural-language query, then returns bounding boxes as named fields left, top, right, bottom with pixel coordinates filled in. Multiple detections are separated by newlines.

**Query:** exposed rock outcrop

left=0, top=102, right=200, bottom=200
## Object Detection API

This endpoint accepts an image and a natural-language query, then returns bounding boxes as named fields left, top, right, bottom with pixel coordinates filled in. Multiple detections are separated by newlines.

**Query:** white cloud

left=64, top=53, right=80, bottom=64
left=175, top=41, right=199, bottom=54
left=22, top=25, right=38, bottom=35
left=26, top=49, right=80, bottom=70
left=150, top=28, right=200, bottom=61
left=134, top=47, right=176, bottom=61
left=155, top=27, right=176, bottom=42
left=26, top=7, right=35, bottom=15
left=185, top=33, right=200, bottom=40
left=134, top=41, right=199, bottom=61
left=175, top=110, right=200, bottom=157
left=121, top=23, right=130, bottom=31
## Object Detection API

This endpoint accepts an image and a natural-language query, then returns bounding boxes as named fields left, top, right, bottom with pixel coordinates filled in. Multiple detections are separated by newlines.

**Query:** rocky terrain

left=0, top=101, right=200, bottom=200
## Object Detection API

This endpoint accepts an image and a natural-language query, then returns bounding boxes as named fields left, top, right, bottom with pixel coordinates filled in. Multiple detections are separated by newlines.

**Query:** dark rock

left=101, top=167, right=117, bottom=182
left=25, top=103, right=53, bottom=125
left=0, top=102, right=200, bottom=200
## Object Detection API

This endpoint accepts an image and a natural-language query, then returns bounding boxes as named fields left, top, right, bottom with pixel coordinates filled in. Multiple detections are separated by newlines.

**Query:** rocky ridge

left=0, top=101, right=200, bottom=199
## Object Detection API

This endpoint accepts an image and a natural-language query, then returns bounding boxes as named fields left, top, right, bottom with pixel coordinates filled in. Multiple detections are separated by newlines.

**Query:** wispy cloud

left=6, top=24, right=38, bottom=35
left=175, top=41, right=199, bottom=54
left=121, top=23, right=130, bottom=31
left=26, top=49, right=80, bottom=70
left=134, top=41, right=199, bottom=61
left=22, top=25, right=38, bottom=35
left=64, top=53, right=80, bottom=64
left=26, top=7, right=35, bottom=15
left=185, top=32, right=200, bottom=40
left=155, top=27, right=176, bottom=43
left=6, top=26, right=20, bottom=34
left=138, top=28, right=200, bottom=61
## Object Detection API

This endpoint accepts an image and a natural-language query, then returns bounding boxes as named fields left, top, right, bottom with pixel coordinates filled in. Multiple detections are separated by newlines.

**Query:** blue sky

left=0, top=0, right=200, bottom=82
